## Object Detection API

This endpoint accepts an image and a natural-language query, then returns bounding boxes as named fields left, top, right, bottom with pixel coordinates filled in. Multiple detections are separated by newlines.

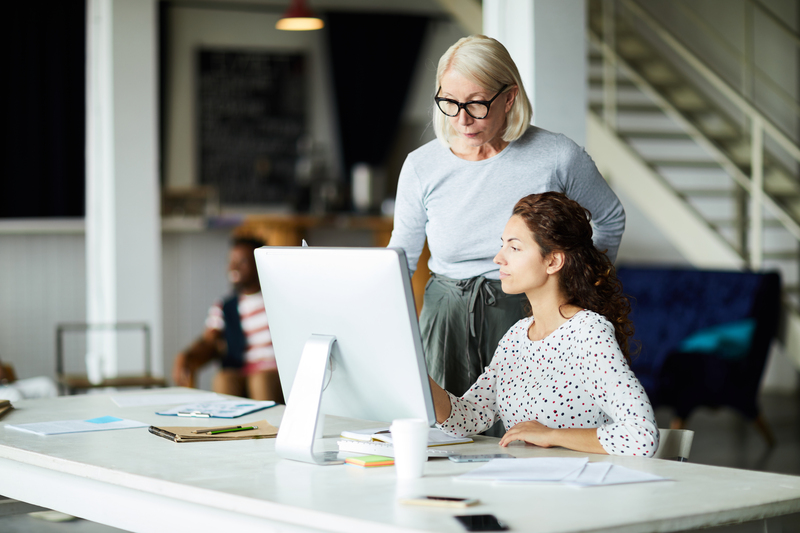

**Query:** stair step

left=619, top=131, right=693, bottom=140
left=665, top=87, right=710, bottom=111
left=764, top=251, right=800, bottom=260
left=709, top=219, right=788, bottom=228
left=617, top=36, right=653, bottom=59
left=590, top=102, right=664, bottom=114
left=637, top=61, right=681, bottom=85
left=588, top=77, right=639, bottom=90
left=678, top=187, right=800, bottom=201
left=648, top=160, right=722, bottom=169
left=767, top=188, right=800, bottom=199
left=676, top=189, right=737, bottom=198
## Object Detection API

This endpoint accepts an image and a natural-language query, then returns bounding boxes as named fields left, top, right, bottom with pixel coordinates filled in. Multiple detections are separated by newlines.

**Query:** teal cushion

left=678, top=318, right=756, bottom=360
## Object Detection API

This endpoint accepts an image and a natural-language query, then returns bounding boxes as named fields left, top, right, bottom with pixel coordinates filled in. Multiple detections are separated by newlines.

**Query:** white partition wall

left=483, top=0, right=587, bottom=147
left=85, top=0, right=162, bottom=381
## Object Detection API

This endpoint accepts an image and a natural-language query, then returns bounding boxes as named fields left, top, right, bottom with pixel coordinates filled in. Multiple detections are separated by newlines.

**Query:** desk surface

left=1, top=389, right=799, bottom=533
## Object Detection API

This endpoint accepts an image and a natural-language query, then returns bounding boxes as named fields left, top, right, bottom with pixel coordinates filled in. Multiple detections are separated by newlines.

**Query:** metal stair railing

left=671, top=0, right=800, bottom=123
left=591, top=0, right=800, bottom=277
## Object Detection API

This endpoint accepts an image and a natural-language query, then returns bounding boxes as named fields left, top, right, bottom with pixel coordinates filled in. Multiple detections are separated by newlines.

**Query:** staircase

left=585, top=0, right=800, bottom=367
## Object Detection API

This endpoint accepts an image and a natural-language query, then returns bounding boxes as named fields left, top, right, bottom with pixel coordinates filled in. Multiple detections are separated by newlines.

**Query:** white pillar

left=86, top=0, right=162, bottom=382
left=483, top=0, right=587, bottom=147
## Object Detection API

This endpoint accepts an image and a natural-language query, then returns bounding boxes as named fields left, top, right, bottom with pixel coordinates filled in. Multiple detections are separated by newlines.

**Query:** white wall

left=0, top=224, right=379, bottom=391
left=0, top=229, right=228, bottom=389
left=0, top=231, right=87, bottom=379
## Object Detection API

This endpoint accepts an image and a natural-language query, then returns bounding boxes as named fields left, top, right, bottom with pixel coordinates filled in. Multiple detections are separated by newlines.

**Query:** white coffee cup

left=390, top=418, right=429, bottom=479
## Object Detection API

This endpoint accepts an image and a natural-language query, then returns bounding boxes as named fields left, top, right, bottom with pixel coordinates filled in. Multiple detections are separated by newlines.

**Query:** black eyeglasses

left=434, top=85, right=508, bottom=119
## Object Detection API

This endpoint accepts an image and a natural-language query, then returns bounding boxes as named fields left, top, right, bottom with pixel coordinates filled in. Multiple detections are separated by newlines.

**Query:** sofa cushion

left=616, top=267, right=764, bottom=399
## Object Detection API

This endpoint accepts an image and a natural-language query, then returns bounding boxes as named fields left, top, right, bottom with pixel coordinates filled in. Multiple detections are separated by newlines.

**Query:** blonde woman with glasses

left=387, top=35, right=625, bottom=435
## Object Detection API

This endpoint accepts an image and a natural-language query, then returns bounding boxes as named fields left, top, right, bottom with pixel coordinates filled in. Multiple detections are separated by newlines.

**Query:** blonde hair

left=433, top=35, right=532, bottom=148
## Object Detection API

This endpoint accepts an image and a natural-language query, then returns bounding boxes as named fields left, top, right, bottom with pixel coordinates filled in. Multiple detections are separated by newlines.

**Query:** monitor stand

left=275, top=334, right=344, bottom=465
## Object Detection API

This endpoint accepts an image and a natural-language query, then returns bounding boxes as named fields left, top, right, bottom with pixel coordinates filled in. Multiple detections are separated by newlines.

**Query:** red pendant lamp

left=276, top=0, right=324, bottom=31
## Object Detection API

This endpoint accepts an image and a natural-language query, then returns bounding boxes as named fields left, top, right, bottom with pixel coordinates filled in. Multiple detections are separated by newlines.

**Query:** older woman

left=429, top=193, right=658, bottom=456
left=387, top=36, right=626, bottom=421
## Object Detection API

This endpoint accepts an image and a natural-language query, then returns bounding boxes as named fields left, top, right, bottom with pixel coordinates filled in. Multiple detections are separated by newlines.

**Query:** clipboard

left=148, top=419, right=278, bottom=443
left=156, top=400, right=277, bottom=418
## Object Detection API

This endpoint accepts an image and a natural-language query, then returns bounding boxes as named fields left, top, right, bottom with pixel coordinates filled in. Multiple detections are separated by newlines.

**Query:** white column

left=86, top=0, right=162, bottom=382
left=484, top=0, right=587, bottom=147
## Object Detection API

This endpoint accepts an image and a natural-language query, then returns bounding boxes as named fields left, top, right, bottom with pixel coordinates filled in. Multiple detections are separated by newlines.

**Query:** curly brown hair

left=512, top=192, right=637, bottom=361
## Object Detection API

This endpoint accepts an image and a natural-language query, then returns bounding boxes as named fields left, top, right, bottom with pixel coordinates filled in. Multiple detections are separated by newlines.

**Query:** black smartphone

left=455, top=514, right=509, bottom=531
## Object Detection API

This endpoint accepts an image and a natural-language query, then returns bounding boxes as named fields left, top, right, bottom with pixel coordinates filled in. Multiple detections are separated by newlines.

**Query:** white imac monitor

left=254, top=246, right=435, bottom=465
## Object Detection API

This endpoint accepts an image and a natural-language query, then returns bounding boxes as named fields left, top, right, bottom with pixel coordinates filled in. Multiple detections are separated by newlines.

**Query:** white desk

left=1, top=389, right=799, bottom=533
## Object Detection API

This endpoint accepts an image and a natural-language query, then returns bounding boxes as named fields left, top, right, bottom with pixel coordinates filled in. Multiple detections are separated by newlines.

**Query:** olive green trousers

left=420, top=273, right=526, bottom=436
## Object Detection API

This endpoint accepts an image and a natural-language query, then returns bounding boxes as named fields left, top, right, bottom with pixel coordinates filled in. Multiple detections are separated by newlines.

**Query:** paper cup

left=390, top=418, right=429, bottom=479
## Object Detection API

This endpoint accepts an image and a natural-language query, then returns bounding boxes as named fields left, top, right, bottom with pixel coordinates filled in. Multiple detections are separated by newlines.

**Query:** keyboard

left=336, top=439, right=455, bottom=458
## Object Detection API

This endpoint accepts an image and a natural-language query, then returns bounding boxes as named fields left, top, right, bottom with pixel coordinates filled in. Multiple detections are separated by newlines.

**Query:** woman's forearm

left=428, top=376, right=452, bottom=423
left=499, top=423, right=607, bottom=455
left=548, top=428, right=607, bottom=454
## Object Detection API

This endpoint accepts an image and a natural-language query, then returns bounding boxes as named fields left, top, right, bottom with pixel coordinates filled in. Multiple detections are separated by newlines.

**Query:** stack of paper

left=457, top=457, right=667, bottom=487
left=156, top=400, right=277, bottom=418
left=7, top=416, right=148, bottom=435
left=148, top=419, right=278, bottom=443
left=340, top=427, right=472, bottom=447
left=344, top=455, right=394, bottom=467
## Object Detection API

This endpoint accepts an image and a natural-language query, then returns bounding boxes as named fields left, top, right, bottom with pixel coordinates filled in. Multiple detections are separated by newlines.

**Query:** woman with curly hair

left=429, top=192, right=658, bottom=456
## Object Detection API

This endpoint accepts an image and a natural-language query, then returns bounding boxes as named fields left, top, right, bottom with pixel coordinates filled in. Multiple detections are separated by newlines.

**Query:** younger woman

left=429, top=192, right=658, bottom=456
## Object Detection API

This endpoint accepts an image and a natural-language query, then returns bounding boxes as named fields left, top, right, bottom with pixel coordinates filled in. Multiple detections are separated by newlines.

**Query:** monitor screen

left=255, top=246, right=435, bottom=464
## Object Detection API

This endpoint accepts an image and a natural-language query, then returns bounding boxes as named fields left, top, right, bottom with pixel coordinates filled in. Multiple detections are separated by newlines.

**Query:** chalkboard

left=198, top=49, right=305, bottom=205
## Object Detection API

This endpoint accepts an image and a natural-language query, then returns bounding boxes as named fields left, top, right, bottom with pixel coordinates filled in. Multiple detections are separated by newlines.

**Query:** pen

left=208, top=426, right=257, bottom=435
left=192, top=424, right=250, bottom=434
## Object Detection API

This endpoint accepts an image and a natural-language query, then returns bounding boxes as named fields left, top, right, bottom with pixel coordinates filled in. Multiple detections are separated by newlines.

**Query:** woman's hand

left=499, top=420, right=556, bottom=448
left=499, top=421, right=608, bottom=454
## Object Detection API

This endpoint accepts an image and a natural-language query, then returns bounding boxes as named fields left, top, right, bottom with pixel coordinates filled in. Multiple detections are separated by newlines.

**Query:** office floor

left=1, top=392, right=798, bottom=533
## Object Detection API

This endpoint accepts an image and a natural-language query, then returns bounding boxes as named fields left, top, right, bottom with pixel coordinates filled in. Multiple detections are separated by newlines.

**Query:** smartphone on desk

left=399, top=496, right=480, bottom=508
left=455, top=514, right=509, bottom=531
left=449, top=454, right=514, bottom=463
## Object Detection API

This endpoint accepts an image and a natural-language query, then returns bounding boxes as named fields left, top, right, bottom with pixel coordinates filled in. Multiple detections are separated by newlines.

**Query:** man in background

left=172, top=236, right=283, bottom=402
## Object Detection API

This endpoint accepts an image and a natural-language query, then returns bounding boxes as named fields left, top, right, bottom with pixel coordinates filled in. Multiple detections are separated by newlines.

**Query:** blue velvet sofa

left=616, top=266, right=781, bottom=442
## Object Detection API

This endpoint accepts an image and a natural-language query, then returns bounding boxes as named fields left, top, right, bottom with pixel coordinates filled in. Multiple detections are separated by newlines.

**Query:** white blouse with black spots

left=438, top=310, right=659, bottom=457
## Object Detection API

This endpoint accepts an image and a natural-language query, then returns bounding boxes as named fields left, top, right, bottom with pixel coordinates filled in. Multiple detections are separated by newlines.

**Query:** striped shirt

left=205, top=292, right=276, bottom=374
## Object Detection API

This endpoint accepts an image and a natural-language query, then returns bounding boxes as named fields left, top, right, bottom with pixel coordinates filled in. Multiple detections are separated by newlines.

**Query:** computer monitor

left=254, top=246, right=436, bottom=465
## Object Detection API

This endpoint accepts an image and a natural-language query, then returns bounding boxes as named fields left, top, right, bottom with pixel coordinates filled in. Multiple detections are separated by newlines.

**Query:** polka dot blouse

left=438, top=310, right=659, bottom=457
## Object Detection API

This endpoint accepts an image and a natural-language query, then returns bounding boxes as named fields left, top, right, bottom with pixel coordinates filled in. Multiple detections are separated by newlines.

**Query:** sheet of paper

left=340, top=427, right=472, bottom=446
left=564, top=462, right=613, bottom=485
left=156, top=400, right=277, bottom=418
left=458, top=457, right=589, bottom=482
left=470, top=459, right=668, bottom=487
left=597, top=464, right=667, bottom=486
left=340, top=427, right=390, bottom=441
left=6, top=416, right=148, bottom=435
left=111, top=392, right=221, bottom=408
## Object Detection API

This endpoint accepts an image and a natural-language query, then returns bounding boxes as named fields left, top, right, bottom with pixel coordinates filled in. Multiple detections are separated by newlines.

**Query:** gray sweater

left=388, top=127, right=625, bottom=279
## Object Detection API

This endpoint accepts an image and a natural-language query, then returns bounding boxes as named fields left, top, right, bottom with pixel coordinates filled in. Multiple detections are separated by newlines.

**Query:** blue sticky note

left=86, top=416, right=123, bottom=424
